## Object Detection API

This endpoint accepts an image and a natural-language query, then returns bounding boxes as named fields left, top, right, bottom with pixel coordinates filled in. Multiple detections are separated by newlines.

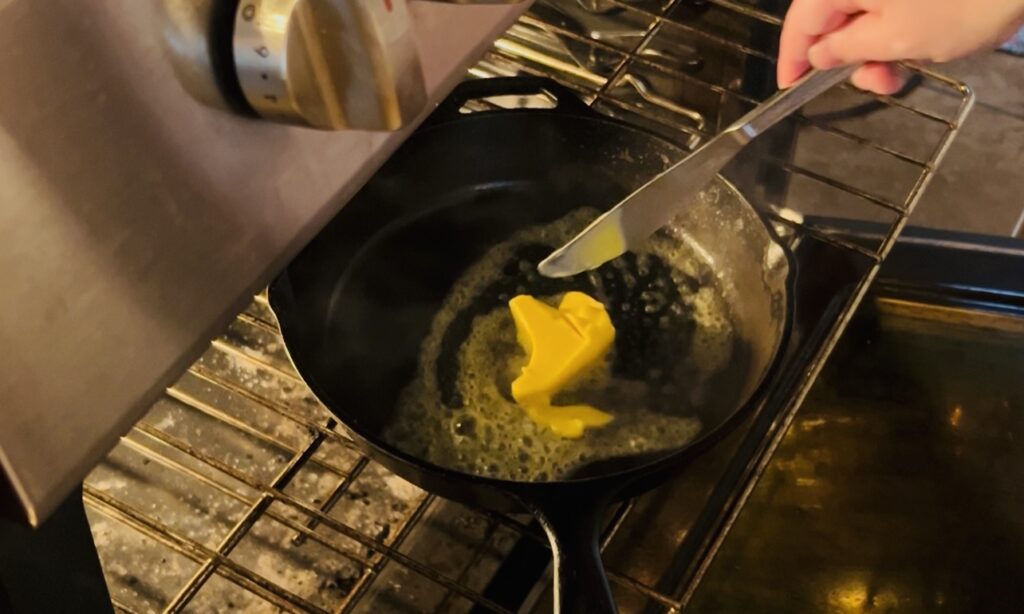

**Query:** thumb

left=808, top=12, right=913, bottom=68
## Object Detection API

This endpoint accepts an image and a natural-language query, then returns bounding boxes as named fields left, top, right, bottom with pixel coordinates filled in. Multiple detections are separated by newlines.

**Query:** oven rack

left=474, top=0, right=973, bottom=264
left=83, top=295, right=656, bottom=613
left=84, top=0, right=974, bottom=612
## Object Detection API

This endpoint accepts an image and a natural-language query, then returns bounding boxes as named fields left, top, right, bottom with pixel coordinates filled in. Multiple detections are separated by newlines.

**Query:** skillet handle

left=523, top=490, right=618, bottom=614
left=427, top=76, right=594, bottom=125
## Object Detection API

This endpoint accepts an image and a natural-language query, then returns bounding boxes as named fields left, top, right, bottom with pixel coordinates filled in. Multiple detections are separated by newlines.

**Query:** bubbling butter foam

left=382, top=208, right=735, bottom=482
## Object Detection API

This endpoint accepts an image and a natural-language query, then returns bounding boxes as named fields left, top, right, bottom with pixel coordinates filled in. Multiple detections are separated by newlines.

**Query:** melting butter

left=382, top=208, right=718, bottom=482
left=509, top=292, right=615, bottom=438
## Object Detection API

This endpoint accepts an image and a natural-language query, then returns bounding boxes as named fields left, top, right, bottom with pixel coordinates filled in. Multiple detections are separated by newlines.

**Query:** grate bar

left=163, top=385, right=351, bottom=477
left=763, top=156, right=906, bottom=213
left=118, top=422, right=463, bottom=614
left=867, top=87, right=960, bottom=126
left=593, top=1, right=677, bottom=102
left=704, top=0, right=782, bottom=23
left=114, top=433, right=376, bottom=568
left=653, top=18, right=778, bottom=62
left=234, top=311, right=287, bottom=337
left=335, top=494, right=440, bottom=614
left=85, top=488, right=327, bottom=614
left=272, top=487, right=513, bottom=612
left=611, top=569, right=685, bottom=610
left=515, top=14, right=764, bottom=103
left=794, top=114, right=930, bottom=168
left=589, top=90, right=710, bottom=140
left=162, top=427, right=331, bottom=612
left=186, top=365, right=354, bottom=450
left=432, top=515, right=504, bottom=613
left=126, top=424, right=388, bottom=570
left=597, top=0, right=782, bottom=27
left=633, top=0, right=778, bottom=58
left=129, top=421, right=511, bottom=612
left=476, top=508, right=547, bottom=544
left=116, top=434, right=258, bottom=510
left=491, top=38, right=607, bottom=86
left=292, top=457, right=371, bottom=546
left=578, top=0, right=778, bottom=61
left=210, top=338, right=307, bottom=386
left=763, top=212, right=882, bottom=261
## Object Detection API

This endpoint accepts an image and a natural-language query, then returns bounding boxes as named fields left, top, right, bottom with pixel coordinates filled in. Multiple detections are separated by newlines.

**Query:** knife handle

left=729, top=65, right=858, bottom=143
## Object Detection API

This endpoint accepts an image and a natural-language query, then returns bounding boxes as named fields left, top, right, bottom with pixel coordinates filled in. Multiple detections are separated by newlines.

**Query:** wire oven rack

left=83, top=1, right=974, bottom=612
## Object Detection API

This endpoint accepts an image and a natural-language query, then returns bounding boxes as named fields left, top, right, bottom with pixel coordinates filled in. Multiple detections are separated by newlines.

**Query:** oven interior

left=52, top=0, right=1012, bottom=612
left=686, top=230, right=1024, bottom=613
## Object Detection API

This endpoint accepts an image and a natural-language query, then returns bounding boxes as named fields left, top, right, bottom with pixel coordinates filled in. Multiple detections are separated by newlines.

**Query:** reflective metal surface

left=0, top=0, right=526, bottom=526
left=234, top=0, right=428, bottom=130
left=687, top=299, right=1024, bottom=612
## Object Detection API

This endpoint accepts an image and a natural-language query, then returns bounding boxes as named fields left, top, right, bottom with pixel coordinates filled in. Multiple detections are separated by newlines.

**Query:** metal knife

left=537, top=66, right=858, bottom=278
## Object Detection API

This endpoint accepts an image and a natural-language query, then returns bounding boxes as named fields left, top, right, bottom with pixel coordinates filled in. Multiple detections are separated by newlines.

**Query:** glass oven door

left=681, top=227, right=1024, bottom=612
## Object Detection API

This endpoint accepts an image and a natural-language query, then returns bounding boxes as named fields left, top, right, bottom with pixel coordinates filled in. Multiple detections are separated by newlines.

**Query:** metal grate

left=84, top=0, right=973, bottom=612
left=85, top=294, right=531, bottom=613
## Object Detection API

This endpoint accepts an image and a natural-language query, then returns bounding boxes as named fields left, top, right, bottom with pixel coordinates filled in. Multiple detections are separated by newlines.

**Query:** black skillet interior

left=273, top=78, right=759, bottom=459
left=269, top=77, right=790, bottom=612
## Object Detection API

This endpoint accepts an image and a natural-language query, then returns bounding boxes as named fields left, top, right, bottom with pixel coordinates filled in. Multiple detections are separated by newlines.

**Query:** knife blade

left=537, top=66, right=857, bottom=278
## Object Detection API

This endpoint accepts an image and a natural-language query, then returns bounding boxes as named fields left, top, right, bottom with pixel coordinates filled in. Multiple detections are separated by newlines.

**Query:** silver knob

left=233, top=0, right=427, bottom=130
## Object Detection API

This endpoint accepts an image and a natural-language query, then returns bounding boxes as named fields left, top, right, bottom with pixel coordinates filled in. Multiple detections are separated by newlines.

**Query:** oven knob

left=233, top=0, right=427, bottom=130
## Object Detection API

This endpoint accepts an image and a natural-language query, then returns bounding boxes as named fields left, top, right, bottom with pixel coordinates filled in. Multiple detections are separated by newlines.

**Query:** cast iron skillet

left=269, top=77, right=792, bottom=613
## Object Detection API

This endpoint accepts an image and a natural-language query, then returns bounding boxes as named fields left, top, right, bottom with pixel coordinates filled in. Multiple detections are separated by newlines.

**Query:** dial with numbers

left=233, top=0, right=427, bottom=130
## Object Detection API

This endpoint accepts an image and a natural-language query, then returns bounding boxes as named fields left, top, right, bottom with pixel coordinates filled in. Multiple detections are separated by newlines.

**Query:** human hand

left=777, top=0, right=1024, bottom=94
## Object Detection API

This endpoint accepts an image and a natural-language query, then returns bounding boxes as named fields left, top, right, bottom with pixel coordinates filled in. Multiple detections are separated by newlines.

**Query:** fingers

left=807, top=12, right=913, bottom=69
left=777, top=0, right=878, bottom=87
left=850, top=62, right=908, bottom=95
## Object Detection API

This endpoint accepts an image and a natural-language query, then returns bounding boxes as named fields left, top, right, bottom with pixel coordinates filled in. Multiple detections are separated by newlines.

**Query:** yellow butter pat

left=508, top=292, right=615, bottom=438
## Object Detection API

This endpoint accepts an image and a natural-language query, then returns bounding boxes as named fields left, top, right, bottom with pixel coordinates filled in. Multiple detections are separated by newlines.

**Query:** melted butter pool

left=382, top=209, right=736, bottom=481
